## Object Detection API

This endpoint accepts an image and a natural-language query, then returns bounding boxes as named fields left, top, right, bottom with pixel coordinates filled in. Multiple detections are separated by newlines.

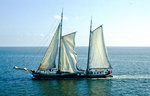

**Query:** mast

left=57, top=10, right=63, bottom=73
left=86, top=17, right=92, bottom=74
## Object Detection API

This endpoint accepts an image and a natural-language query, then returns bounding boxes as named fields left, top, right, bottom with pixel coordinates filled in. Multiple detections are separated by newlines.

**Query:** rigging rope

left=31, top=19, right=59, bottom=69
left=15, top=19, right=59, bottom=70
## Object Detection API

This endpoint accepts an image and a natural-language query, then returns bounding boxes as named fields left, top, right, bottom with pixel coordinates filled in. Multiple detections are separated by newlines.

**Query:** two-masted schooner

left=14, top=11, right=112, bottom=79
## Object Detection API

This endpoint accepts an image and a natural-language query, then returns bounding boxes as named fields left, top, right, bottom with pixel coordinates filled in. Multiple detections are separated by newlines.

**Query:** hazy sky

left=0, top=0, right=150, bottom=46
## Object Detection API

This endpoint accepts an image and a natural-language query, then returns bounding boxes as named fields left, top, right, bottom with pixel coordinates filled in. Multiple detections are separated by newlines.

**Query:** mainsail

left=38, top=24, right=60, bottom=71
left=60, top=32, right=78, bottom=73
left=88, top=25, right=111, bottom=69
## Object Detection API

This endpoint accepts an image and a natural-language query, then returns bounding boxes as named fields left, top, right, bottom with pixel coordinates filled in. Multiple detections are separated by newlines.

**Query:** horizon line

left=1, top=46, right=150, bottom=47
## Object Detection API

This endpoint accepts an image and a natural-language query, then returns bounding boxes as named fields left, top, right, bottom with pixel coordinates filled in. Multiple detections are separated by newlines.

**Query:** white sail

left=60, top=32, right=78, bottom=73
left=38, top=24, right=60, bottom=71
left=89, top=25, right=111, bottom=69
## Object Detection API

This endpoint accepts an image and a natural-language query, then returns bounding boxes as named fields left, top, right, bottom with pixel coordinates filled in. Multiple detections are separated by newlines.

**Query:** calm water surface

left=0, top=47, right=150, bottom=96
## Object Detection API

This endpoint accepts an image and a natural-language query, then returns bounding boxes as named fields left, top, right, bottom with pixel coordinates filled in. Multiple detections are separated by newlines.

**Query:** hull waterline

left=32, top=72, right=113, bottom=79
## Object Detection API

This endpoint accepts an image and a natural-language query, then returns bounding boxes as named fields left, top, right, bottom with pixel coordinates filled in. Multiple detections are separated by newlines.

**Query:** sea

left=0, top=47, right=150, bottom=96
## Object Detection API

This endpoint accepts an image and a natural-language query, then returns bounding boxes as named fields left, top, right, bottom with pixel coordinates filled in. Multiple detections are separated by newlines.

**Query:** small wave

left=113, top=75, right=150, bottom=79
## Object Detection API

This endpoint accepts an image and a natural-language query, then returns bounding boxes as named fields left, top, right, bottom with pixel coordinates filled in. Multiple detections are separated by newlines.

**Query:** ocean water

left=0, top=47, right=150, bottom=96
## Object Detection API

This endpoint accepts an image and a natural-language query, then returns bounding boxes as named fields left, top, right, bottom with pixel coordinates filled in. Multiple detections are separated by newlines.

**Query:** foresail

left=89, top=25, right=111, bottom=69
left=60, top=32, right=78, bottom=73
left=38, top=24, right=60, bottom=71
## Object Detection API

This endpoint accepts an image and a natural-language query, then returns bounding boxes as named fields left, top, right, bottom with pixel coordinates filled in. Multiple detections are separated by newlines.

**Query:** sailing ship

left=14, top=11, right=112, bottom=79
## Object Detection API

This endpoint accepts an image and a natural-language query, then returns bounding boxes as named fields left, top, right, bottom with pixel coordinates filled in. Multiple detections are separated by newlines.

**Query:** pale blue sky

left=0, top=0, right=150, bottom=46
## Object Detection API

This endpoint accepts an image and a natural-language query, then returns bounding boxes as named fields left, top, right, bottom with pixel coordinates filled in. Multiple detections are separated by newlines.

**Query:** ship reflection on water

left=37, top=79, right=112, bottom=96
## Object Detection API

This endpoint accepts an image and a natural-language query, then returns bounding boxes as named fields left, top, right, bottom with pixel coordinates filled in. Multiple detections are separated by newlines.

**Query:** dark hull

left=32, top=72, right=113, bottom=80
